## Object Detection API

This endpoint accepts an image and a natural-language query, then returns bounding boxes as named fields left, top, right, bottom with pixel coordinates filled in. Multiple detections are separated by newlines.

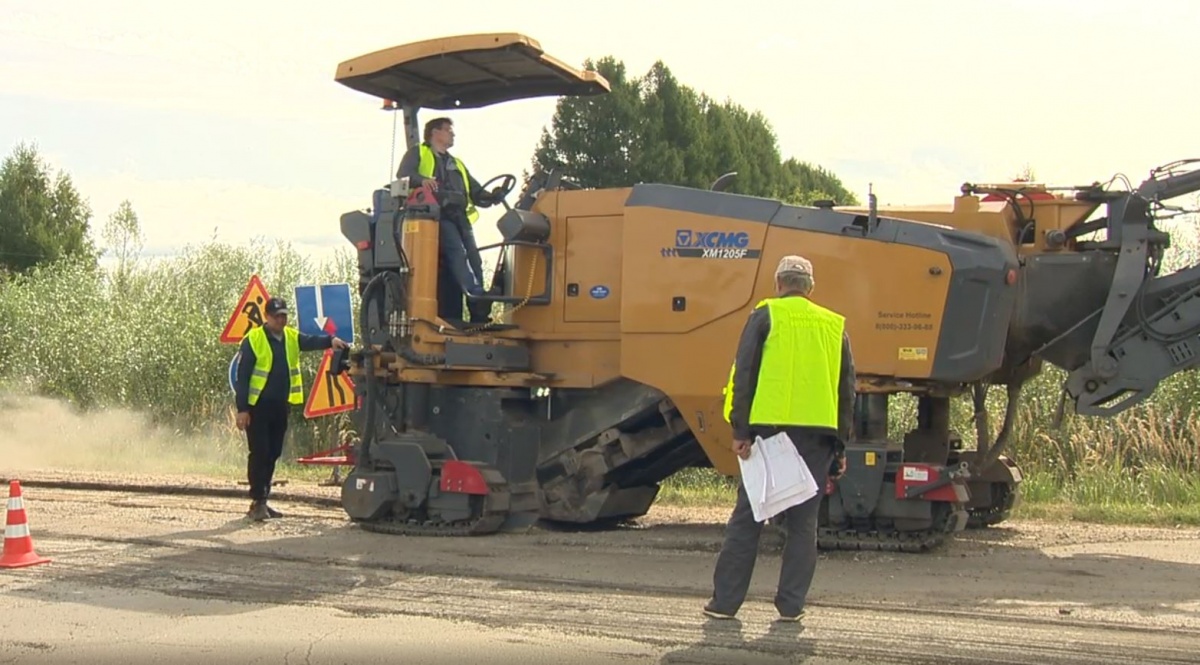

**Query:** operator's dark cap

left=265, top=297, right=289, bottom=315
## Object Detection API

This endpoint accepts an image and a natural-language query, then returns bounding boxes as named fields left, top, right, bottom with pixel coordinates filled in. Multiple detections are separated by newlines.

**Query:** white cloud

left=75, top=172, right=350, bottom=255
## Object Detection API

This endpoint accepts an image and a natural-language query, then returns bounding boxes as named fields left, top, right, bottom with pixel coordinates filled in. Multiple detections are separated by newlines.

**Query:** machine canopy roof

left=334, top=33, right=610, bottom=110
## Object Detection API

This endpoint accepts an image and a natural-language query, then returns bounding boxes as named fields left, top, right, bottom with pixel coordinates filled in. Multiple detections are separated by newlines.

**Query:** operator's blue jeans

left=439, top=211, right=485, bottom=298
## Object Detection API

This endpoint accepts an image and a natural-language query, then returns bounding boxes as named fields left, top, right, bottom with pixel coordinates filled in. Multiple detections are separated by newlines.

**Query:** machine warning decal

left=898, top=347, right=928, bottom=361
left=661, top=230, right=761, bottom=259
left=590, top=285, right=610, bottom=299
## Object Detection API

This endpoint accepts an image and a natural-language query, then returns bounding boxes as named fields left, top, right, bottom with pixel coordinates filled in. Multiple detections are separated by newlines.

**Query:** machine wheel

left=966, top=481, right=1018, bottom=529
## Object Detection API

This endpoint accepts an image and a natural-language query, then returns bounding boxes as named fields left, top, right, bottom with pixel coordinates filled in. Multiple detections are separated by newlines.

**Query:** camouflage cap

left=775, top=255, right=813, bottom=277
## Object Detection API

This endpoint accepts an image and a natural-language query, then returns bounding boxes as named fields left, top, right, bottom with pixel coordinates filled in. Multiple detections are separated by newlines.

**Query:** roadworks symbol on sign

left=304, top=348, right=357, bottom=419
left=220, top=275, right=271, bottom=344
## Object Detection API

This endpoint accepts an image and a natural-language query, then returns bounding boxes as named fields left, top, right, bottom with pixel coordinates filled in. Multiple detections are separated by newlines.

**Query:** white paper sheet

left=737, top=431, right=819, bottom=522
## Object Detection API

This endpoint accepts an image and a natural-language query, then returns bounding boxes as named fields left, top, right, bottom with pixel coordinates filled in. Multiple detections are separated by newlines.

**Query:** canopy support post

left=403, top=104, right=420, bottom=150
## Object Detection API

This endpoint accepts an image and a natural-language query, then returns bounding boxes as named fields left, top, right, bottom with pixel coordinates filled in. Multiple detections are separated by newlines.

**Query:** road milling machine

left=331, top=33, right=1200, bottom=551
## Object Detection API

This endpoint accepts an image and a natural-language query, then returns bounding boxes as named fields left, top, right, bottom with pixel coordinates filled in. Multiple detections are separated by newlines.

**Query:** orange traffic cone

left=0, top=480, right=51, bottom=569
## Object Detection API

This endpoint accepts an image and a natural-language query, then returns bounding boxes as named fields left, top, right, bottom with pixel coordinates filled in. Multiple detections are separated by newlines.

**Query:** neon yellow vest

left=246, top=326, right=303, bottom=406
left=722, top=297, right=844, bottom=429
left=418, top=144, right=478, bottom=225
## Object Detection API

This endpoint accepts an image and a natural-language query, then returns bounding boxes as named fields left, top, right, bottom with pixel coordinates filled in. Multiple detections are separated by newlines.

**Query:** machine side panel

left=510, top=188, right=630, bottom=337
left=563, top=215, right=623, bottom=323
left=621, top=188, right=773, bottom=334
left=1007, top=252, right=1118, bottom=368
left=616, top=184, right=1018, bottom=473
left=752, top=224, right=951, bottom=380
left=889, top=222, right=1018, bottom=380
left=427, top=386, right=541, bottom=491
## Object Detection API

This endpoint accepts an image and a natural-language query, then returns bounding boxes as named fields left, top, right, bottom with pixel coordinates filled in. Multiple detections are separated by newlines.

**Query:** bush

left=0, top=237, right=360, bottom=455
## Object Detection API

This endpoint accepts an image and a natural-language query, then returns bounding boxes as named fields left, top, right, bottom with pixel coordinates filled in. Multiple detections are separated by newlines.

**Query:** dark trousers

left=708, top=429, right=835, bottom=617
left=438, top=210, right=484, bottom=297
left=437, top=262, right=462, bottom=321
left=438, top=209, right=493, bottom=323
left=245, top=400, right=290, bottom=501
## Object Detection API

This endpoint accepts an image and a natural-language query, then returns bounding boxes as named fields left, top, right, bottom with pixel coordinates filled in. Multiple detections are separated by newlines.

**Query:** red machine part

left=440, top=460, right=489, bottom=495
left=894, top=463, right=968, bottom=503
left=295, top=443, right=356, bottom=466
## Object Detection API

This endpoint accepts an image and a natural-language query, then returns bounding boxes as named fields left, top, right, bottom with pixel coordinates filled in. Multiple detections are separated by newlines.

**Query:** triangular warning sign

left=304, top=348, right=358, bottom=419
left=220, top=275, right=271, bottom=344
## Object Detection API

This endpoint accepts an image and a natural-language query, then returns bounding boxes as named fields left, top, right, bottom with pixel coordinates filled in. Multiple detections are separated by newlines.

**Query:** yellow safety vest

left=246, top=326, right=303, bottom=406
left=418, top=143, right=478, bottom=225
left=722, top=296, right=844, bottom=429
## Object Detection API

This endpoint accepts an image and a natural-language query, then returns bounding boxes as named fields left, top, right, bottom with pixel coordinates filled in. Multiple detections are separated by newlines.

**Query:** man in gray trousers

left=705, top=255, right=856, bottom=622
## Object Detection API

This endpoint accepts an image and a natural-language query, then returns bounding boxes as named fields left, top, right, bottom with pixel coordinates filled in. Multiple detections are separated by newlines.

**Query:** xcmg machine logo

left=661, top=230, right=761, bottom=259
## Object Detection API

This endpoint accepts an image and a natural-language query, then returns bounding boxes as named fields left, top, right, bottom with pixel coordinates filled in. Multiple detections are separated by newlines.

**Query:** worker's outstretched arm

left=836, top=331, right=857, bottom=455
left=728, top=307, right=770, bottom=441
left=298, top=332, right=334, bottom=352
left=234, top=338, right=256, bottom=413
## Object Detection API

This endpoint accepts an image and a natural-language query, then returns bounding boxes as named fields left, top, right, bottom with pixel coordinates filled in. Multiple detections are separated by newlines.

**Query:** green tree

left=529, top=59, right=858, bottom=206
left=102, top=199, right=143, bottom=295
left=0, top=142, right=98, bottom=276
left=530, top=57, right=643, bottom=189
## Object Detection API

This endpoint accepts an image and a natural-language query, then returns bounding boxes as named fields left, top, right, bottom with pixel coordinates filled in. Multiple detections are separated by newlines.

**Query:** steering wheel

left=480, top=174, right=517, bottom=210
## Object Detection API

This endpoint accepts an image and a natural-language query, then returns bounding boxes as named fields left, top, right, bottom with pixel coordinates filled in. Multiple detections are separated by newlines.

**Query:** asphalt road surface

left=3, top=472, right=1200, bottom=664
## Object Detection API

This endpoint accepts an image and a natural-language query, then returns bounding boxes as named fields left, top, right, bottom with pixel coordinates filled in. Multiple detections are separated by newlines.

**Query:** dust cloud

left=0, top=392, right=244, bottom=478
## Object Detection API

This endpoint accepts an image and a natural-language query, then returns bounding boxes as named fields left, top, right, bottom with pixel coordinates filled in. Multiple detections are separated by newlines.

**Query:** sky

left=3, top=0, right=1199, bottom=268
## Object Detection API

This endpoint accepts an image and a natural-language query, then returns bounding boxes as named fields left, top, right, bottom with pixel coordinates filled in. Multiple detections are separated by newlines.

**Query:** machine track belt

left=353, top=464, right=528, bottom=537
left=817, top=528, right=947, bottom=553
left=817, top=509, right=956, bottom=553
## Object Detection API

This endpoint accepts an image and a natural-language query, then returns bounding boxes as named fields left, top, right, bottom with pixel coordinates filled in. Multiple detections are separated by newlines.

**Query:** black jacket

left=235, top=328, right=333, bottom=411
left=396, top=144, right=495, bottom=210
left=727, top=295, right=856, bottom=454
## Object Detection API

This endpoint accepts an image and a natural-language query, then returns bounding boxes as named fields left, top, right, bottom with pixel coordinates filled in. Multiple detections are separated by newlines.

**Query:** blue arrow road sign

left=294, top=283, right=354, bottom=343
left=228, top=351, right=240, bottom=395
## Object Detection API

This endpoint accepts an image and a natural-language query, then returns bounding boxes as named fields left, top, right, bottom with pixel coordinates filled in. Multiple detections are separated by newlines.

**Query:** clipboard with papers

left=737, top=431, right=819, bottom=522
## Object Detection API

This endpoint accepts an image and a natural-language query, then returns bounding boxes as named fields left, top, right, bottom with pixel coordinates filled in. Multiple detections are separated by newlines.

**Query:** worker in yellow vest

left=704, top=255, right=856, bottom=623
left=234, top=297, right=347, bottom=521
left=396, top=116, right=504, bottom=325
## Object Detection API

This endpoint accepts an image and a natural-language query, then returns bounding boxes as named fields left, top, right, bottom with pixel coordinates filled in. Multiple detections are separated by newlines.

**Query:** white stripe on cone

left=7, top=497, right=22, bottom=511
left=5, top=523, right=30, bottom=539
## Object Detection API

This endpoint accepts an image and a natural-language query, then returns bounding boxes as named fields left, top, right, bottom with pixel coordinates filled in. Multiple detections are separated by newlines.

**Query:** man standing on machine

left=396, top=116, right=502, bottom=324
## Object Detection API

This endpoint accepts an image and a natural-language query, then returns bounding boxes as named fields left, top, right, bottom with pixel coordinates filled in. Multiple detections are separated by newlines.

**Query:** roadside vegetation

left=3, top=53, right=1199, bottom=528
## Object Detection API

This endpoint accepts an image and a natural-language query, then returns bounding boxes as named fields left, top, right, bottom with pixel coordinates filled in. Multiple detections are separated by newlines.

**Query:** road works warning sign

left=220, top=275, right=271, bottom=344
left=304, top=349, right=357, bottom=419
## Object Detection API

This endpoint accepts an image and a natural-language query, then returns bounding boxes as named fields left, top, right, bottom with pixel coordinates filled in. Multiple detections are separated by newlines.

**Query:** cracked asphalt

left=3, top=474, right=1200, bottom=664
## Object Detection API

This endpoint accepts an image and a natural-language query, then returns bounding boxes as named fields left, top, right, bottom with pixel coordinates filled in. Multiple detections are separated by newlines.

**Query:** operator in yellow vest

left=704, top=255, right=856, bottom=624
left=234, top=297, right=347, bottom=521
left=396, top=116, right=505, bottom=325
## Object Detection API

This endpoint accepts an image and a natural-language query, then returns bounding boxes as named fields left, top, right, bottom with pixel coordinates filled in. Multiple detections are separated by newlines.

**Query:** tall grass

left=1, top=210, right=1199, bottom=524
left=0, top=238, right=361, bottom=457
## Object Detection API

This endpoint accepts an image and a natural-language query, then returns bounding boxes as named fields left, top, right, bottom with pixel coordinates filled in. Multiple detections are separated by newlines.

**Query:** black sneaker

left=265, top=504, right=282, bottom=519
left=777, top=609, right=805, bottom=622
left=703, top=605, right=736, bottom=620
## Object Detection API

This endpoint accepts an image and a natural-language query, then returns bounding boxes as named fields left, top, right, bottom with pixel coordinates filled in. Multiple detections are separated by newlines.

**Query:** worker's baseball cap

left=775, top=255, right=813, bottom=277
left=265, top=297, right=289, bottom=316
